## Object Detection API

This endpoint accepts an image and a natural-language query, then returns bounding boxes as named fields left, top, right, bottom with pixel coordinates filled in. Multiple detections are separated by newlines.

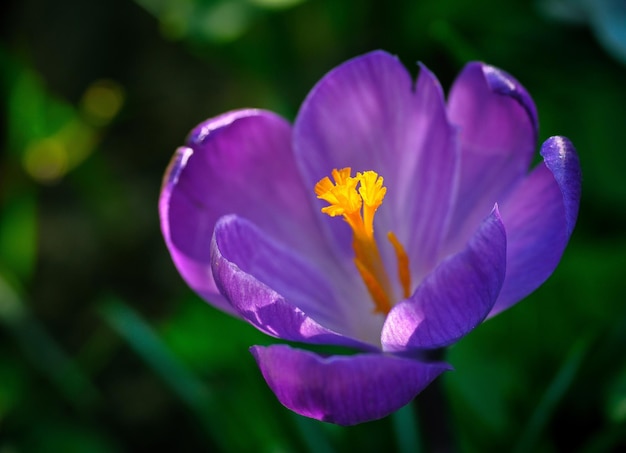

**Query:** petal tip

left=457, top=61, right=539, bottom=138
left=540, top=136, right=582, bottom=237
left=162, top=146, right=194, bottom=192
left=186, top=109, right=279, bottom=147
left=480, top=63, right=539, bottom=133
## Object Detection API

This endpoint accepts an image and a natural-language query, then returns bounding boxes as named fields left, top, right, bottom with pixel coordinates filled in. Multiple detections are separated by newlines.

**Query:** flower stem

left=413, top=350, right=456, bottom=453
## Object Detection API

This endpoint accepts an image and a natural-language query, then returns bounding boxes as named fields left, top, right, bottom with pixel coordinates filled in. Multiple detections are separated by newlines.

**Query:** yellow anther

left=357, top=171, right=386, bottom=238
left=314, top=170, right=362, bottom=216
left=315, top=168, right=364, bottom=235
left=315, top=168, right=413, bottom=314
left=314, top=176, right=336, bottom=198
left=331, top=167, right=352, bottom=185
left=357, top=171, right=386, bottom=208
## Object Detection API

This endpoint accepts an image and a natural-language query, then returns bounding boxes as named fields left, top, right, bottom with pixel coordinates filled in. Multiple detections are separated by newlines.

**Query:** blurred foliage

left=1, top=0, right=625, bottom=451
left=538, top=0, right=626, bottom=65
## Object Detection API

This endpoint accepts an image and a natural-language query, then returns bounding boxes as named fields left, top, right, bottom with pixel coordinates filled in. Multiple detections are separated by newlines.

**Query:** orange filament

left=315, top=168, right=412, bottom=314
left=387, top=231, right=412, bottom=298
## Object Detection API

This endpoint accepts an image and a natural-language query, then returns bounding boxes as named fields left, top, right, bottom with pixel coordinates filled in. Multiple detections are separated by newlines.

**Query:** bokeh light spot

left=248, top=0, right=305, bottom=9
left=81, top=80, right=125, bottom=127
left=23, top=138, right=68, bottom=183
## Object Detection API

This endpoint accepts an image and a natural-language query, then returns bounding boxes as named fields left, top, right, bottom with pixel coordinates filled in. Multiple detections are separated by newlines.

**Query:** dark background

left=1, top=0, right=625, bottom=451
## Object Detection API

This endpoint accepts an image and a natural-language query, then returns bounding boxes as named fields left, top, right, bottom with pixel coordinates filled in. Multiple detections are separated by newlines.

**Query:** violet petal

left=160, top=109, right=330, bottom=313
left=381, top=207, right=507, bottom=352
left=402, top=63, right=460, bottom=278
left=211, top=215, right=377, bottom=349
left=293, top=50, right=420, bottom=259
left=490, top=136, right=581, bottom=315
left=250, top=344, right=450, bottom=425
left=160, top=146, right=233, bottom=313
left=446, top=62, right=538, bottom=251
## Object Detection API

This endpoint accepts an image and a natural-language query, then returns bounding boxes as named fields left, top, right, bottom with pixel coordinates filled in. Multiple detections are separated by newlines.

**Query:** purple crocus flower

left=159, top=51, right=581, bottom=425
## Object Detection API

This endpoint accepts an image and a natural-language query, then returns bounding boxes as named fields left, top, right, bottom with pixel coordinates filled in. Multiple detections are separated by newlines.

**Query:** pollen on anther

left=357, top=171, right=386, bottom=208
left=315, top=168, right=362, bottom=216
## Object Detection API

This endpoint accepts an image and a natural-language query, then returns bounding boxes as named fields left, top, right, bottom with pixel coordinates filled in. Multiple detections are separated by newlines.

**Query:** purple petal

left=381, top=207, right=507, bottom=352
left=211, top=215, right=379, bottom=349
left=293, top=52, right=459, bottom=283
left=293, top=51, right=420, bottom=259
left=160, top=109, right=330, bottom=313
left=251, top=344, right=450, bottom=425
left=490, top=136, right=581, bottom=316
left=541, top=136, right=581, bottom=237
left=160, top=146, right=233, bottom=313
left=446, top=62, right=538, bottom=251
left=401, top=64, right=459, bottom=277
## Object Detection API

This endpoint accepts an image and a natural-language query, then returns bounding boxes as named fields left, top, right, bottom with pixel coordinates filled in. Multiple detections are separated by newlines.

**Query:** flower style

left=159, top=51, right=581, bottom=425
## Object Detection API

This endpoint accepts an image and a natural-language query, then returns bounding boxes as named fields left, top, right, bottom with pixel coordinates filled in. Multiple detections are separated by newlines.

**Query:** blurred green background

left=1, top=0, right=625, bottom=451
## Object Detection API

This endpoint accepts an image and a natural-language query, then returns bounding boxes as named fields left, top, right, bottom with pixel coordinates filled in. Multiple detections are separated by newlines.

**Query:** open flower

left=159, top=51, right=581, bottom=425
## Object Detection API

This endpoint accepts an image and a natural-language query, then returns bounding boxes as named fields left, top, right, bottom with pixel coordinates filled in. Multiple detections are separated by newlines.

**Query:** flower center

left=315, top=168, right=411, bottom=314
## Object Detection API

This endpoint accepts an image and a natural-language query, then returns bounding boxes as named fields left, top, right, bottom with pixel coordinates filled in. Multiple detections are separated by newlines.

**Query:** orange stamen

left=315, top=167, right=412, bottom=313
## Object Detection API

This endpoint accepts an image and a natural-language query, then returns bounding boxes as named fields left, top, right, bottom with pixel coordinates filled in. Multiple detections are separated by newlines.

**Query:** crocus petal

left=490, top=136, right=581, bottom=316
left=381, top=207, right=507, bottom=352
left=211, top=215, right=379, bottom=349
left=250, top=344, right=450, bottom=425
left=293, top=51, right=420, bottom=258
left=160, top=109, right=330, bottom=313
left=160, top=146, right=233, bottom=313
left=402, top=64, right=459, bottom=277
left=293, top=51, right=459, bottom=279
left=446, top=62, right=538, bottom=250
